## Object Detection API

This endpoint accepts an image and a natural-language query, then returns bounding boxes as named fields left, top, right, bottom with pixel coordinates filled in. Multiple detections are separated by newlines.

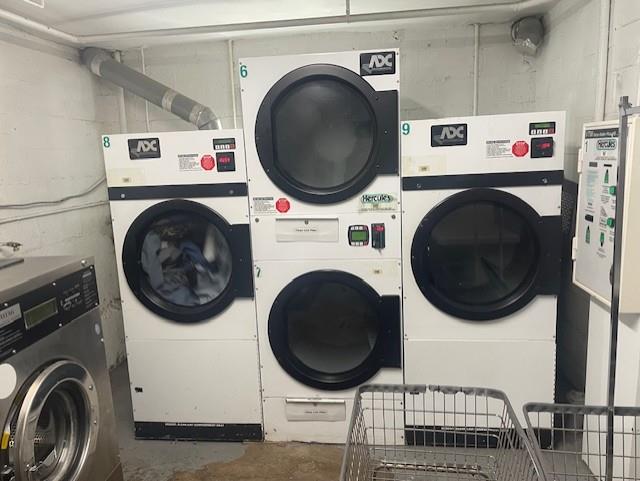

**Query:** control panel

left=348, top=224, right=386, bottom=249
left=0, top=266, right=99, bottom=362
left=573, top=118, right=640, bottom=313
left=348, top=225, right=369, bottom=246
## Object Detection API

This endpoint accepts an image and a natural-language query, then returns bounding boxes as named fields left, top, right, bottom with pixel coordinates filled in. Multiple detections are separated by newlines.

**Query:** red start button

left=275, top=198, right=290, bottom=213
left=200, top=154, right=215, bottom=170
left=512, top=141, right=529, bottom=157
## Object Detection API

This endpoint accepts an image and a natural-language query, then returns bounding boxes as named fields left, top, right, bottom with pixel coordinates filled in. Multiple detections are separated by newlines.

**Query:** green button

left=609, top=186, right=616, bottom=195
left=607, top=218, right=615, bottom=228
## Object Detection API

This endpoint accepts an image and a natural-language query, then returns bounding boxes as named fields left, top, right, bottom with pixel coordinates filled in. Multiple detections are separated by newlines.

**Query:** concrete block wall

left=120, top=23, right=542, bottom=133
left=0, top=32, right=126, bottom=368
left=606, top=0, right=640, bottom=118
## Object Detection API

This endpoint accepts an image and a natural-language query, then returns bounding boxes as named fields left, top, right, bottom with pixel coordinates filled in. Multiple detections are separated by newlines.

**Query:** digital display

left=350, top=231, right=368, bottom=242
left=24, top=298, right=58, bottom=330
left=529, top=121, right=556, bottom=135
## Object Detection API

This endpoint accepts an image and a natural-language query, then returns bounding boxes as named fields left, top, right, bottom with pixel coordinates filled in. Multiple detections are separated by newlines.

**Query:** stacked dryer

left=401, top=112, right=565, bottom=417
left=103, top=130, right=262, bottom=441
left=240, top=49, right=402, bottom=442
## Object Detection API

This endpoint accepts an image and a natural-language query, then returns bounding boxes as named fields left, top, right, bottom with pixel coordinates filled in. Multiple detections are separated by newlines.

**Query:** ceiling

left=0, top=0, right=552, bottom=48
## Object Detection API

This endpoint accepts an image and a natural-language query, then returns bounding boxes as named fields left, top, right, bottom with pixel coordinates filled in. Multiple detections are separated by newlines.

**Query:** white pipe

left=0, top=0, right=556, bottom=46
left=0, top=201, right=109, bottom=226
left=228, top=39, right=238, bottom=129
left=636, top=47, right=640, bottom=106
left=0, top=8, right=79, bottom=45
left=140, top=47, right=151, bottom=132
left=595, top=0, right=611, bottom=121
left=473, top=23, right=480, bottom=116
left=113, top=50, right=128, bottom=133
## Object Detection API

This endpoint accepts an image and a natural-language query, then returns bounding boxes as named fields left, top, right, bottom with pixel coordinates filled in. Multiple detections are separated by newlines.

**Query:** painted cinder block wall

left=0, top=31, right=126, bottom=368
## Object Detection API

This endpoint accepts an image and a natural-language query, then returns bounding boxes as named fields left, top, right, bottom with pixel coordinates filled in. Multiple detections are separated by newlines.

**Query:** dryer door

left=268, top=271, right=401, bottom=391
left=122, top=199, right=253, bottom=322
left=255, top=64, right=398, bottom=204
left=6, top=360, right=99, bottom=481
left=411, top=188, right=561, bottom=320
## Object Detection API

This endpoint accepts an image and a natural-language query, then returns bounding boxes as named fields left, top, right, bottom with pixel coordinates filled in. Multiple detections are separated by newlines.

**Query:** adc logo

left=360, top=51, right=396, bottom=76
left=128, top=137, right=161, bottom=159
left=430, top=123, right=468, bottom=147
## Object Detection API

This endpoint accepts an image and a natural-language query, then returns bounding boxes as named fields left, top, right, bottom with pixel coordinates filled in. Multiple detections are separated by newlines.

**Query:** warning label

left=253, top=196, right=276, bottom=213
left=486, top=140, right=511, bottom=158
left=178, top=154, right=200, bottom=171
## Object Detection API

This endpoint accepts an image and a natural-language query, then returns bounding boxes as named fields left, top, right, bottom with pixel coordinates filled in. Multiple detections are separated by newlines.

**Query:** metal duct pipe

left=82, top=47, right=222, bottom=130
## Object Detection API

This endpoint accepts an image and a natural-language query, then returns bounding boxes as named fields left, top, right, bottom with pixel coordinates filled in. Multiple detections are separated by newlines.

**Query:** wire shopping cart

left=340, top=384, right=543, bottom=481
left=524, top=403, right=640, bottom=481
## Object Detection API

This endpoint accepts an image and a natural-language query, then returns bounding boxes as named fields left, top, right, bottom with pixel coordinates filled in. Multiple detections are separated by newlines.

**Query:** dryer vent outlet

left=511, top=16, right=545, bottom=56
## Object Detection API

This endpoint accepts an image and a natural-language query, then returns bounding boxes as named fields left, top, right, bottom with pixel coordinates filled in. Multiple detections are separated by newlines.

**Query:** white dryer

left=254, top=250, right=403, bottom=444
left=103, top=130, right=262, bottom=441
left=239, top=49, right=400, bottom=216
left=401, top=112, right=565, bottom=417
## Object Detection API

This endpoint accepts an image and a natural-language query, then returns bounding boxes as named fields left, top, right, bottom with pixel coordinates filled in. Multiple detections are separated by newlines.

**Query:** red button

left=275, top=198, right=290, bottom=213
left=200, top=154, right=215, bottom=170
left=512, top=141, right=529, bottom=157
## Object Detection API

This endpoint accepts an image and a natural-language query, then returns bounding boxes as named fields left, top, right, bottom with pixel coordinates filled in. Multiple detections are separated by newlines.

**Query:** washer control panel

left=0, top=265, right=99, bottom=362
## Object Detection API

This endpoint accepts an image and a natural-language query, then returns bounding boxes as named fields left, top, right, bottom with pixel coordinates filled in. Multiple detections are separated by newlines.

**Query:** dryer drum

left=411, top=188, right=561, bottom=321
left=268, top=270, right=401, bottom=391
left=122, top=199, right=254, bottom=323
left=255, top=64, right=399, bottom=204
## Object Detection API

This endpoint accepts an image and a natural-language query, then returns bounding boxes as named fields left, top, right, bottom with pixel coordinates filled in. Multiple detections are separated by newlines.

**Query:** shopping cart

left=524, top=403, right=640, bottom=481
left=340, top=384, right=543, bottom=481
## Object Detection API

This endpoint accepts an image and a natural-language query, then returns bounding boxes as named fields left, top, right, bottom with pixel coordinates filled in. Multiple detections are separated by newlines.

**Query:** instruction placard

left=573, top=127, right=618, bottom=301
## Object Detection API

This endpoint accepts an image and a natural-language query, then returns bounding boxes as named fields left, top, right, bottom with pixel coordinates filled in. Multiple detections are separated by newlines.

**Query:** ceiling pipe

left=82, top=47, right=222, bottom=130
left=1, top=0, right=556, bottom=47
left=594, top=0, right=611, bottom=121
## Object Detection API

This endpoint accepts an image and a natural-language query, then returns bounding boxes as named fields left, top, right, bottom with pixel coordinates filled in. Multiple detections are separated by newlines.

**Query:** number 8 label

left=103, top=136, right=111, bottom=148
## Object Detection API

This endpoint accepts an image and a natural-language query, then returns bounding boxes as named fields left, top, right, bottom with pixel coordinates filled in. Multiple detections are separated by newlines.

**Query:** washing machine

left=239, top=49, right=400, bottom=218
left=103, top=130, right=262, bottom=441
left=0, top=256, right=122, bottom=481
left=401, top=112, right=565, bottom=418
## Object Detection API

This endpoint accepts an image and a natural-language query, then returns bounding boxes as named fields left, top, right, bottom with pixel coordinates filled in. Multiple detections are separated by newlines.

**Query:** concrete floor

left=110, top=364, right=343, bottom=481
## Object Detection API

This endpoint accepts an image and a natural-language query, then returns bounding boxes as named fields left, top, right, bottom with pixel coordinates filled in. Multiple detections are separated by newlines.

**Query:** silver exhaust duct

left=82, top=47, right=222, bottom=130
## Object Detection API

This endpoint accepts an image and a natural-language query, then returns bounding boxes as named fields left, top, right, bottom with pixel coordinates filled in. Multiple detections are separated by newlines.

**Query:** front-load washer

left=102, top=130, right=262, bottom=441
left=239, top=49, right=400, bottom=215
left=0, top=256, right=122, bottom=481
left=401, top=112, right=565, bottom=418
left=255, top=258, right=402, bottom=444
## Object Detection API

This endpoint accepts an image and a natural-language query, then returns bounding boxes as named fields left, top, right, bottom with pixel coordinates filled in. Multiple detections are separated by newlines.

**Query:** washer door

left=122, top=199, right=253, bottom=323
left=7, top=361, right=99, bottom=481
left=268, top=271, right=401, bottom=390
left=411, top=188, right=561, bottom=320
left=255, top=64, right=398, bottom=204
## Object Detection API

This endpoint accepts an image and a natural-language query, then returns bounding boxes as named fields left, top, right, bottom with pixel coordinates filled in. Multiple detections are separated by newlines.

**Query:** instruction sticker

left=253, top=197, right=276, bottom=213
left=178, top=154, right=201, bottom=171
left=486, top=140, right=511, bottom=158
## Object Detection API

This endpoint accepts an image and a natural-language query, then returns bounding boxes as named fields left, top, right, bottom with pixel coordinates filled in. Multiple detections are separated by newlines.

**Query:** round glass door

left=255, top=64, right=399, bottom=204
left=411, top=189, right=542, bottom=320
left=268, top=271, right=400, bottom=390
left=8, top=361, right=98, bottom=481
left=123, top=199, right=242, bottom=323
left=271, top=78, right=375, bottom=191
